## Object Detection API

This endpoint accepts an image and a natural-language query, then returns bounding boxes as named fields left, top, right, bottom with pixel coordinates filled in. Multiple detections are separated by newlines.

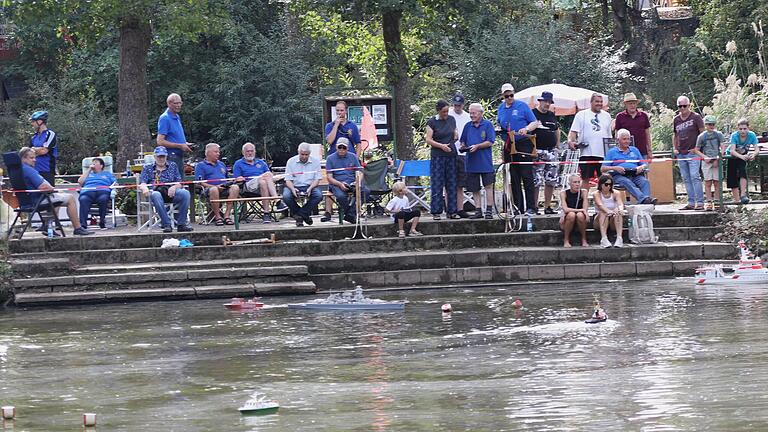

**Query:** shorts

left=202, top=184, right=233, bottom=199
left=456, top=156, right=467, bottom=189
left=49, top=192, right=73, bottom=206
left=393, top=209, right=420, bottom=223
left=243, top=176, right=263, bottom=195
left=726, top=158, right=747, bottom=189
left=534, top=148, right=560, bottom=187
left=579, top=156, right=603, bottom=181
left=701, top=159, right=720, bottom=181
left=465, top=172, right=495, bottom=192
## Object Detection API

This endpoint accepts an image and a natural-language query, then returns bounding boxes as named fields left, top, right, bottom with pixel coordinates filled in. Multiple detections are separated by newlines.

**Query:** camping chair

left=80, top=156, right=117, bottom=228
left=393, top=159, right=431, bottom=211
left=362, top=158, right=390, bottom=217
left=2, top=151, right=66, bottom=239
left=136, top=175, right=179, bottom=231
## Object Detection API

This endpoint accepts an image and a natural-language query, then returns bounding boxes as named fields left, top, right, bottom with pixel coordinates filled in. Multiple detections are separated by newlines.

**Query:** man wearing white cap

left=568, top=94, right=612, bottom=184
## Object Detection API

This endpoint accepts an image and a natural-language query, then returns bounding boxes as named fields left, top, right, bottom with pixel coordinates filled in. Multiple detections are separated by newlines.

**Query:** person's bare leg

left=456, top=187, right=464, bottom=212
left=485, top=184, right=493, bottom=209
left=703, top=180, right=712, bottom=202
left=64, top=199, right=82, bottom=229
left=731, top=187, right=740, bottom=203
left=562, top=212, right=575, bottom=247
left=577, top=213, right=588, bottom=246
left=398, top=217, right=405, bottom=232
left=544, top=185, right=554, bottom=209
left=473, top=191, right=482, bottom=214
left=325, top=195, right=334, bottom=215
left=208, top=187, right=222, bottom=220
left=410, top=216, right=420, bottom=232
left=597, top=213, right=608, bottom=240
left=613, top=213, right=623, bottom=237
left=533, top=187, right=540, bottom=211
left=259, top=177, right=271, bottom=213
left=225, top=185, right=240, bottom=218
left=741, top=177, right=748, bottom=199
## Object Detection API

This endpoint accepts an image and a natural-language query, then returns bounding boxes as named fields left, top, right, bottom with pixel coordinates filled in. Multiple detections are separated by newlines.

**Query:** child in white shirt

left=386, top=181, right=422, bottom=238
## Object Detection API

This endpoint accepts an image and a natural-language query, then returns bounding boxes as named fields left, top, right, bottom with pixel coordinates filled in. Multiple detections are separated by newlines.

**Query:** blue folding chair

left=394, top=159, right=431, bottom=211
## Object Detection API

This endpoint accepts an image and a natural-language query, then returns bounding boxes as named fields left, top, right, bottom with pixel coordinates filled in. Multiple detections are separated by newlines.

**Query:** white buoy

left=83, top=413, right=97, bottom=427
left=1, top=406, right=15, bottom=420
left=441, top=303, right=452, bottom=313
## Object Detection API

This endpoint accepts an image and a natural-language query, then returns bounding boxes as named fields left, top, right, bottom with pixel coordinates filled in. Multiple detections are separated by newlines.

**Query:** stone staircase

left=7, top=212, right=734, bottom=306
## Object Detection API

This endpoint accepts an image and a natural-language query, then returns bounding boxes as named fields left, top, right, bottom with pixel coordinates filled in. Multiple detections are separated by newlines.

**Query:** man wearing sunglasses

left=673, top=95, right=705, bottom=210
left=567, top=94, right=612, bottom=185
left=601, top=129, right=658, bottom=205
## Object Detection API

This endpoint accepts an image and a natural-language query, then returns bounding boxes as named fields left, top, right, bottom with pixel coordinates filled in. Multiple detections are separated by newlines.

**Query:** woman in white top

left=593, top=174, right=625, bottom=248
left=385, top=181, right=422, bottom=238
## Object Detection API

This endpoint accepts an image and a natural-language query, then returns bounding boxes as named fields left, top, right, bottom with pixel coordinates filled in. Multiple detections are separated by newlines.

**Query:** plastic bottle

left=125, top=160, right=132, bottom=176
left=47, top=225, right=54, bottom=239
left=526, top=214, right=533, bottom=232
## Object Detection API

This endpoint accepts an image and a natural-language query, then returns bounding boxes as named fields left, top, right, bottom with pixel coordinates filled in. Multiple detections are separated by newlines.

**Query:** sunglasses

left=504, top=94, right=514, bottom=99
left=337, top=145, right=348, bottom=149
left=678, top=104, right=689, bottom=108
left=602, top=182, right=613, bottom=186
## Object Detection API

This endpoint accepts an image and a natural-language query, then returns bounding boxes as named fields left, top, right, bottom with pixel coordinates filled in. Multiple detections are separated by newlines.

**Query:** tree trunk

left=117, top=16, right=152, bottom=169
left=382, top=8, right=414, bottom=160
left=611, top=0, right=630, bottom=47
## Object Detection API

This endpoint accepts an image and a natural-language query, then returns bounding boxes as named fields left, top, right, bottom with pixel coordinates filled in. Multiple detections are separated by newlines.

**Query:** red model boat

left=224, top=297, right=264, bottom=310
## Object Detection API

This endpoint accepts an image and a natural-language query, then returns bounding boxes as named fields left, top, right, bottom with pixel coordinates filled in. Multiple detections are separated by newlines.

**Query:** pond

left=1, top=279, right=767, bottom=431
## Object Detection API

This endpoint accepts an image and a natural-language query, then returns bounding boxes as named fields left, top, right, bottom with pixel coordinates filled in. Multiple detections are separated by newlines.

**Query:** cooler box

left=648, top=159, right=675, bottom=203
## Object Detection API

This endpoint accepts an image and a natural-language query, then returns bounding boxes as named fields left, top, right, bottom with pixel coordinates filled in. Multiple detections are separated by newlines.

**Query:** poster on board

left=372, top=105, right=387, bottom=124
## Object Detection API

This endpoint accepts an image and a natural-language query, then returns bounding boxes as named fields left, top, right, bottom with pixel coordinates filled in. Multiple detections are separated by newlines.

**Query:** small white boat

left=696, top=241, right=768, bottom=285
left=238, top=393, right=279, bottom=415
left=288, top=288, right=406, bottom=311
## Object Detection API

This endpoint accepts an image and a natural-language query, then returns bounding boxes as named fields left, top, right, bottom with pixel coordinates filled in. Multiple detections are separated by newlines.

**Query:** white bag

left=627, top=204, right=658, bottom=244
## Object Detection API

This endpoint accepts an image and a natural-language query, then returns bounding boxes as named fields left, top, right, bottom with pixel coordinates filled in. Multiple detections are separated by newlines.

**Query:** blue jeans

left=150, top=188, right=190, bottom=227
left=282, top=185, right=322, bottom=219
left=79, top=190, right=110, bottom=227
left=612, top=173, right=651, bottom=202
left=677, top=156, right=703, bottom=205
left=329, top=184, right=370, bottom=219
left=430, top=154, right=458, bottom=215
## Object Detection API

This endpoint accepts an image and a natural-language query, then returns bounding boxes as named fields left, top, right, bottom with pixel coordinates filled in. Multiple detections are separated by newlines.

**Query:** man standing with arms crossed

left=157, top=93, right=194, bottom=179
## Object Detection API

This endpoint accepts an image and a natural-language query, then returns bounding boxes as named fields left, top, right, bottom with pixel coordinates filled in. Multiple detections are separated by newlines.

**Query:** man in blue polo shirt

left=326, top=137, right=368, bottom=224
left=325, top=101, right=361, bottom=155
left=195, top=143, right=239, bottom=225
left=29, top=110, right=58, bottom=185
left=233, top=142, right=280, bottom=224
left=460, top=103, right=496, bottom=219
left=157, top=93, right=194, bottom=178
left=601, top=129, right=658, bottom=205
left=497, top=83, right=539, bottom=215
left=139, top=146, right=193, bottom=233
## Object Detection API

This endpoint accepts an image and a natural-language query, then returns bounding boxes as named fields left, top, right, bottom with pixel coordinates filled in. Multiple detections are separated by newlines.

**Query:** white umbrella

left=515, top=83, right=608, bottom=116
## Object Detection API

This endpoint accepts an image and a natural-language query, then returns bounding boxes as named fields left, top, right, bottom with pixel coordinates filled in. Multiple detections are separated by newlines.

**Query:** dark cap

left=537, top=91, right=554, bottom=103
left=452, top=94, right=465, bottom=105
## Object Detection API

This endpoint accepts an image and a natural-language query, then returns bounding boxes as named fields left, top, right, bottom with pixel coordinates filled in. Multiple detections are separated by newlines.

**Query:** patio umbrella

left=515, top=83, right=609, bottom=116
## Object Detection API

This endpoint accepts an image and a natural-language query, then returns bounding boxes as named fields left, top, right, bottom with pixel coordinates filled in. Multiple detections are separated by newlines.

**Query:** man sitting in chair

left=283, top=142, right=322, bottom=227
left=233, top=142, right=279, bottom=224
left=326, top=137, right=368, bottom=224
left=18, top=147, right=92, bottom=236
left=139, top=146, right=193, bottom=233
left=77, top=157, right=115, bottom=230
left=601, top=129, right=658, bottom=205
left=195, top=142, right=240, bottom=226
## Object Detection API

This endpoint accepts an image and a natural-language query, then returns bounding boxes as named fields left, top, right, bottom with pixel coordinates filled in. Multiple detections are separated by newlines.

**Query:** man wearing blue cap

left=532, top=91, right=560, bottom=214
left=139, top=146, right=193, bottom=233
left=29, top=110, right=58, bottom=185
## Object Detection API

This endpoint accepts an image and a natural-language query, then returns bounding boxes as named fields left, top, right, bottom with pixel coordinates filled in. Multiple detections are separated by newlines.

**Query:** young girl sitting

left=386, top=181, right=422, bottom=238
left=592, top=174, right=625, bottom=248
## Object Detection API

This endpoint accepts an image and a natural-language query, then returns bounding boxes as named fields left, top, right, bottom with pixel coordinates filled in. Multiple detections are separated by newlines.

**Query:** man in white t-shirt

left=448, top=93, right=472, bottom=218
left=567, top=93, right=612, bottom=182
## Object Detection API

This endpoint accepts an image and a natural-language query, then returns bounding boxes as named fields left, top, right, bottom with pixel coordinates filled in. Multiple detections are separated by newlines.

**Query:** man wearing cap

left=601, top=129, right=658, bottom=205
left=497, top=83, right=539, bottom=215
left=448, top=93, right=472, bottom=218
left=532, top=91, right=560, bottom=215
left=326, top=137, right=367, bottom=224
left=613, top=93, right=652, bottom=163
left=283, top=142, right=322, bottom=227
left=196, top=143, right=239, bottom=225
left=460, top=103, right=496, bottom=219
left=29, top=110, right=58, bottom=185
left=568, top=94, right=612, bottom=184
left=673, top=95, right=705, bottom=210
left=694, top=115, right=726, bottom=210
left=139, top=146, right=193, bottom=233
left=157, top=93, right=194, bottom=179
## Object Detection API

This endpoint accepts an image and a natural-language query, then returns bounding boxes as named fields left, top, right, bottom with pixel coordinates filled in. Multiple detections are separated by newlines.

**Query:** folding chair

left=2, top=151, right=66, bottom=239
left=362, top=158, right=391, bottom=217
left=394, top=159, right=431, bottom=211
left=80, top=156, right=117, bottom=228
left=136, top=176, right=178, bottom=231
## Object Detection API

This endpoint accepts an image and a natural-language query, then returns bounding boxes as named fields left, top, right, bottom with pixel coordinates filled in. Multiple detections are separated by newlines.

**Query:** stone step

left=10, top=226, right=720, bottom=267
left=13, top=265, right=309, bottom=293
left=311, top=259, right=719, bottom=290
left=7, top=212, right=718, bottom=254
left=68, top=241, right=735, bottom=276
left=12, top=281, right=317, bottom=306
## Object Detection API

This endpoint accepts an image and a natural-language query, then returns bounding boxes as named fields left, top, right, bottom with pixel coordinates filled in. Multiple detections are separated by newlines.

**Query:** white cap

left=501, top=83, right=515, bottom=94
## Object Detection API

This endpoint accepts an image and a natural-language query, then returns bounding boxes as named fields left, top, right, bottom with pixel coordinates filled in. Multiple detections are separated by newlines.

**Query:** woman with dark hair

left=77, top=157, right=116, bottom=229
left=559, top=174, right=589, bottom=248
left=592, top=174, right=624, bottom=248
left=426, top=99, right=459, bottom=219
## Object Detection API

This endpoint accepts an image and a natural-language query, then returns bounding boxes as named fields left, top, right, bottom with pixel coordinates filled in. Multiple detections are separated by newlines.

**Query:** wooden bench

left=210, top=196, right=282, bottom=229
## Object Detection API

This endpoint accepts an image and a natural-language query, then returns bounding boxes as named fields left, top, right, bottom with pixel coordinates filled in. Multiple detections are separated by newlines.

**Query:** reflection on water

left=2, top=279, right=768, bottom=431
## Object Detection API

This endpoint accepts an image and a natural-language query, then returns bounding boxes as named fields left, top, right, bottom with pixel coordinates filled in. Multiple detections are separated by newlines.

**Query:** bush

left=713, top=207, right=768, bottom=256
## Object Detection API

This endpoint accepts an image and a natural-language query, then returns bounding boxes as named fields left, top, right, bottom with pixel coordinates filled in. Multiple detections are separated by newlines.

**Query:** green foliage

left=713, top=207, right=768, bottom=255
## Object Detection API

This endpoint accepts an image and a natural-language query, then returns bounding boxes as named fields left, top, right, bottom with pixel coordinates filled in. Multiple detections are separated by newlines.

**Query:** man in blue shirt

left=233, top=142, right=280, bottom=223
left=18, top=147, right=92, bottom=236
left=460, top=103, right=496, bottom=219
left=195, top=143, right=239, bottom=226
left=157, top=93, right=194, bottom=178
left=326, top=138, right=368, bottom=224
left=325, top=101, right=361, bottom=155
left=139, top=146, right=193, bottom=233
left=602, top=129, right=658, bottom=205
left=29, top=110, right=58, bottom=185
left=77, top=157, right=116, bottom=229
left=283, top=142, right=322, bottom=227
left=497, top=83, right=539, bottom=215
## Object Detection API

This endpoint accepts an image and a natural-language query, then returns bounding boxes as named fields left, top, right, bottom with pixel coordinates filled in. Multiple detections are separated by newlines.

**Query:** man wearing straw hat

left=613, top=93, right=652, bottom=163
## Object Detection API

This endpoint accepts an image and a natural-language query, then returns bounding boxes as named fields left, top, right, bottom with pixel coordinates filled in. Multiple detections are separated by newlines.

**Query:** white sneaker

left=614, top=237, right=623, bottom=248
left=600, top=237, right=611, bottom=248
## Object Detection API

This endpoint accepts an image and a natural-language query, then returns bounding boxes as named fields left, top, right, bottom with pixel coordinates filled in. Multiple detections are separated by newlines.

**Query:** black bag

left=155, top=185, right=172, bottom=203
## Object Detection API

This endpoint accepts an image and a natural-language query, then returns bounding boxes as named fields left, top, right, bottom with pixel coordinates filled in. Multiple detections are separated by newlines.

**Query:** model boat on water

left=696, top=241, right=768, bottom=285
left=224, top=297, right=264, bottom=310
left=238, top=393, right=279, bottom=415
left=585, top=296, right=608, bottom=324
left=288, top=288, right=406, bottom=311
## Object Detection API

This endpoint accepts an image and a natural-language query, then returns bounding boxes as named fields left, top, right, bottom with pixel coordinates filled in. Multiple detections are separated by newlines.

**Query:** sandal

left=398, top=230, right=406, bottom=238
left=214, top=218, right=225, bottom=226
left=224, top=218, right=234, bottom=225
left=409, top=230, right=424, bottom=236
left=447, top=213, right=460, bottom=219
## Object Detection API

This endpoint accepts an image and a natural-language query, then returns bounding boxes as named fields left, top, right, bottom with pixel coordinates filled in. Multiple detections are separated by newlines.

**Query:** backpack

left=628, top=204, right=658, bottom=244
